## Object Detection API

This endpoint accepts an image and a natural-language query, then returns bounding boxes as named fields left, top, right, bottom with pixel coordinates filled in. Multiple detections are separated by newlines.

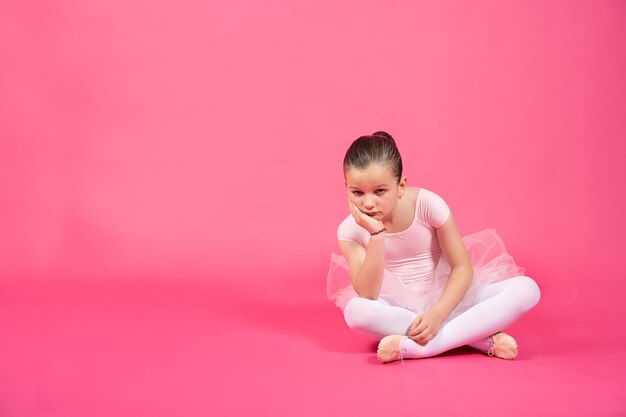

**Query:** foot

left=488, top=332, right=518, bottom=360
left=377, top=335, right=411, bottom=364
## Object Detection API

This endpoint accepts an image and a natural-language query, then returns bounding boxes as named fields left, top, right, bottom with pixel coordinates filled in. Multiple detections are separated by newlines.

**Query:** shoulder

left=415, top=187, right=451, bottom=229
left=337, top=215, right=369, bottom=246
left=417, top=187, right=446, bottom=204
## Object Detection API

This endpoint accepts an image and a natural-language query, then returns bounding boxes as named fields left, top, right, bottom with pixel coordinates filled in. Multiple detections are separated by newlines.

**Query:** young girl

left=327, top=132, right=541, bottom=363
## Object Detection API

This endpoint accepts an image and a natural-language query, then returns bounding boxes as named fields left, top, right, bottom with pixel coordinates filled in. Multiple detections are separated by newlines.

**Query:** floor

left=1, top=274, right=624, bottom=417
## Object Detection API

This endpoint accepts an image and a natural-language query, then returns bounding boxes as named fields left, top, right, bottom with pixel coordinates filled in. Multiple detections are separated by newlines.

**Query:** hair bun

left=371, top=131, right=394, bottom=141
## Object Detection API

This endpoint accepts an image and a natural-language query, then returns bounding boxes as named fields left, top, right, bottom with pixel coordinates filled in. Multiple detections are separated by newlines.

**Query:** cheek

left=347, top=194, right=360, bottom=205
left=382, top=195, right=396, bottom=207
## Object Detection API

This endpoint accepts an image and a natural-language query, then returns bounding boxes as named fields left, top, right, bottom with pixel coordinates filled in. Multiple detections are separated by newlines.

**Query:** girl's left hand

left=408, top=310, right=445, bottom=345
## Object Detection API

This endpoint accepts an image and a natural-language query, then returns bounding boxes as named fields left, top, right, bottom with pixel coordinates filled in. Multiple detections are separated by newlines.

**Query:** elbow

left=353, top=286, right=380, bottom=301
left=352, top=273, right=383, bottom=300
left=451, top=263, right=473, bottom=274
left=355, top=290, right=380, bottom=301
left=451, top=264, right=474, bottom=285
left=352, top=277, right=382, bottom=300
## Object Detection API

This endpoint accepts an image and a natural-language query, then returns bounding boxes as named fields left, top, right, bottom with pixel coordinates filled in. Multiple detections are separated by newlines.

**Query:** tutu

left=326, top=229, right=525, bottom=324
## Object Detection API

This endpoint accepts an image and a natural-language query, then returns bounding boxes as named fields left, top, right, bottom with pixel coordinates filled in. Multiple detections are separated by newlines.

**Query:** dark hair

left=343, top=131, right=403, bottom=182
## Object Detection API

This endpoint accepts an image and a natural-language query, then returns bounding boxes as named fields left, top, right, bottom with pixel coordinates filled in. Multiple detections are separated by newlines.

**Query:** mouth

left=364, top=212, right=380, bottom=217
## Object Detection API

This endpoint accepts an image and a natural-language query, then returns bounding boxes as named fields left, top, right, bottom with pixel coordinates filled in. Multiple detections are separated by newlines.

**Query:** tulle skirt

left=326, top=229, right=525, bottom=324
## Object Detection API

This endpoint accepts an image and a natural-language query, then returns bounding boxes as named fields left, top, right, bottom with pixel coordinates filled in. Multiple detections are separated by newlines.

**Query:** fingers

left=408, top=317, right=439, bottom=344
left=348, top=199, right=384, bottom=233
left=348, top=199, right=357, bottom=218
left=410, top=328, right=433, bottom=345
left=409, top=318, right=427, bottom=337
left=348, top=199, right=366, bottom=218
left=412, top=333, right=434, bottom=345
left=348, top=199, right=360, bottom=219
left=410, top=329, right=427, bottom=342
left=348, top=200, right=368, bottom=224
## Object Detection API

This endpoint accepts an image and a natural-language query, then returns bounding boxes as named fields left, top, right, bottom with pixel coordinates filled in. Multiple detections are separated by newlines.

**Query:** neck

left=382, top=200, right=403, bottom=229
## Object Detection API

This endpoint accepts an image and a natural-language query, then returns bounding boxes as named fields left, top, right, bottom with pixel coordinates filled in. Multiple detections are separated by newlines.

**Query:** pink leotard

left=337, top=188, right=451, bottom=288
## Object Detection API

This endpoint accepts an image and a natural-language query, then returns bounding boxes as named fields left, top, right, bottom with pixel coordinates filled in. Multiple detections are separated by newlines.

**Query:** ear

left=398, top=176, right=408, bottom=198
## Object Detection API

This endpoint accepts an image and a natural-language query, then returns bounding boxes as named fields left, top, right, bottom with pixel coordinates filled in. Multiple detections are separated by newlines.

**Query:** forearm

left=352, top=234, right=385, bottom=299
left=429, top=265, right=473, bottom=321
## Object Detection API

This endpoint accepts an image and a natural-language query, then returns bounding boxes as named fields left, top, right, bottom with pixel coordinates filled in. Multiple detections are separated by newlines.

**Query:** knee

left=511, top=275, right=541, bottom=312
left=343, top=297, right=380, bottom=331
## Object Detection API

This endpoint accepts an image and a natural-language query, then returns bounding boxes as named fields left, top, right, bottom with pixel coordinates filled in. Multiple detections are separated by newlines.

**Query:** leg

left=381, top=275, right=541, bottom=361
left=417, top=275, right=541, bottom=357
left=343, top=297, right=417, bottom=339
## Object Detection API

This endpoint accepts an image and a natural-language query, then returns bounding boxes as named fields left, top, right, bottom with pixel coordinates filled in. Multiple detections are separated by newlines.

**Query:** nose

left=363, top=195, right=375, bottom=210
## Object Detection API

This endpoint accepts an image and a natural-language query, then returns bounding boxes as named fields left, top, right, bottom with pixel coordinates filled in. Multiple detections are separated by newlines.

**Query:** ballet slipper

left=488, top=332, right=518, bottom=360
left=377, top=335, right=421, bottom=364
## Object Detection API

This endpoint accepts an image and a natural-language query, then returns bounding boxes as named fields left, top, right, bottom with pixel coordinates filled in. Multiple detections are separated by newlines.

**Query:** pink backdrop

left=2, top=0, right=625, bottom=415
left=3, top=0, right=625, bottom=317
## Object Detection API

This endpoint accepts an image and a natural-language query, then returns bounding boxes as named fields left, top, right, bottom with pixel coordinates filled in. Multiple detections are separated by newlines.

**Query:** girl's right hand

left=348, top=199, right=385, bottom=235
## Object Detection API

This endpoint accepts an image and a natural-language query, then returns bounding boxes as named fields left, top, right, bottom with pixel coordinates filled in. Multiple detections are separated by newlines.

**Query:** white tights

left=343, top=276, right=541, bottom=357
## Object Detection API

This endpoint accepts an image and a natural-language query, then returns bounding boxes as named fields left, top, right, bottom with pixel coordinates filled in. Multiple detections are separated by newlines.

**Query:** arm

left=338, top=233, right=385, bottom=299
left=408, top=213, right=473, bottom=344
left=337, top=199, right=387, bottom=299
left=429, top=213, right=473, bottom=320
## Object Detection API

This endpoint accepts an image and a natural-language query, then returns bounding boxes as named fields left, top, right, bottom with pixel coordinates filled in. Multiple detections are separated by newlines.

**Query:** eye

left=375, top=189, right=387, bottom=195
left=352, top=191, right=364, bottom=196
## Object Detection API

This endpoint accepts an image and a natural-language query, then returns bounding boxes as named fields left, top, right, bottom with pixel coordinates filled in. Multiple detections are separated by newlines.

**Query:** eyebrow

left=349, top=184, right=389, bottom=190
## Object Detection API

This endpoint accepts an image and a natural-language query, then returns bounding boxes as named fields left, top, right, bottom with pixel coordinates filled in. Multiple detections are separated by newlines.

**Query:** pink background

left=1, top=1, right=625, bottom=416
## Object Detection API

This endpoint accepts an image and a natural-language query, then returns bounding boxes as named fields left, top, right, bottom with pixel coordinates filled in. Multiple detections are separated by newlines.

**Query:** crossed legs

left=343, top=276, right=541, bottom=359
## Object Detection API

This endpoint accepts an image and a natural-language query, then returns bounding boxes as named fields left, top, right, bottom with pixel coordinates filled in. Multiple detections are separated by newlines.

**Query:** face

left=344, top=164, right=406, bottom=221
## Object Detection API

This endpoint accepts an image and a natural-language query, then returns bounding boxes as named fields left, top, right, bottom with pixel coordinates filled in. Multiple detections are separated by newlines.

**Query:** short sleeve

left=337, top=216, right=368, bottom=246
left=418, top=189, right=451, bottom=229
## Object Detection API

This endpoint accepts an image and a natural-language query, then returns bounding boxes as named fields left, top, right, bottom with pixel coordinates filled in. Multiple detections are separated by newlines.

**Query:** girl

left=327, top=132, right=541, bottom=363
